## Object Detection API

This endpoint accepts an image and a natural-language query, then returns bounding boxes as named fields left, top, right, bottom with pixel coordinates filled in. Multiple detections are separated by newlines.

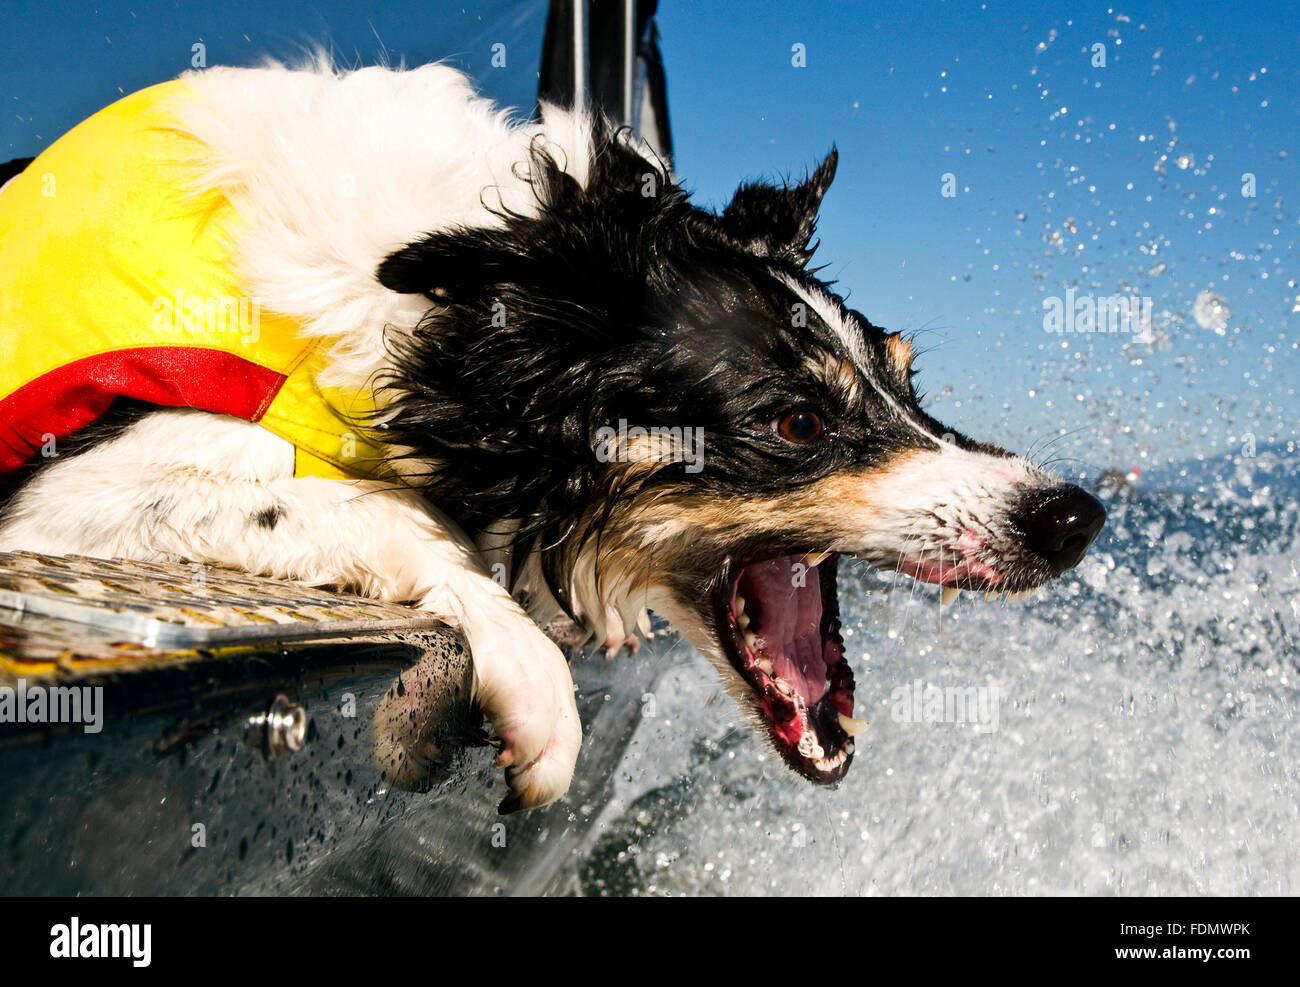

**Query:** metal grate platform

left=0, top=551, right=444, bottom=680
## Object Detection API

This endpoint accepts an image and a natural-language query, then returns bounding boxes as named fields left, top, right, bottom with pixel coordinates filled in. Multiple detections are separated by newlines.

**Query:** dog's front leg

left=0, top=435, right=581, bottom=811
left=398, top=502, right=585, bottom=814
left=333, top=482, right=585, bottom=813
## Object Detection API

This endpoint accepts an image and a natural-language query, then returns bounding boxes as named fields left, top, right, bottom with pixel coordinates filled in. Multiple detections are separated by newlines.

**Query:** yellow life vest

left=0, top=80, right=392, bottom=482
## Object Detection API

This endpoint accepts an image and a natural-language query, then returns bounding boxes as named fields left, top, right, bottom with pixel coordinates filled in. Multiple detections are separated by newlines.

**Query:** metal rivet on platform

left=247, top=694, right=307, bottom=758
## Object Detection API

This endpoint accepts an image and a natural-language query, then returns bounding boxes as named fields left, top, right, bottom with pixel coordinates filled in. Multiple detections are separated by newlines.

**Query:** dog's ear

left=714, top=148, right=837, bottom=265
left=377, top=231, right=519, bottom=301
left=375, top=241, right=436, bottom=297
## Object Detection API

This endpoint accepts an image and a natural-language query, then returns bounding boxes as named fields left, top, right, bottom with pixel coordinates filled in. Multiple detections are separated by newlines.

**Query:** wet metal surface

left=0, top=552, right=658, bottom=895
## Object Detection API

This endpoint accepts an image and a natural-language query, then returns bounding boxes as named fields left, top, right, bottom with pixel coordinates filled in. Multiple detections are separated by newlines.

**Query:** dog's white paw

left=462, top=616, right=583, bottom=814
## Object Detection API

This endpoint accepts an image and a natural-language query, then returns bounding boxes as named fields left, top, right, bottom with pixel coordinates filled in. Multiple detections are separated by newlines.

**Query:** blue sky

left=3, top=1, right=1296, bottom=477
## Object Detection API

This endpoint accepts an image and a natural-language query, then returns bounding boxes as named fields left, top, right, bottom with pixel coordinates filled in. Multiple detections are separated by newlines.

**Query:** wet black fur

left=375, top=121, right=982, bottom=609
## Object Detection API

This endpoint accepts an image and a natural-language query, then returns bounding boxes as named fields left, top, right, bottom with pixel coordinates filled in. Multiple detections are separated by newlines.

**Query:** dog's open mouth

left=716, top=552, right=862, bottom=782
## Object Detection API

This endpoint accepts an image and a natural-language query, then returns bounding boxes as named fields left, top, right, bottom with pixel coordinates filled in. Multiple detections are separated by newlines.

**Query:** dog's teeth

left=797, top=733, right=824, bottom=760
left=804, top=552, right=831, bottom=568
left=744, top=630, right=757, bottom=650
left=837, top=712, right=870, bottom=736
left=735, top=595, right=746, bottom=615
left=738, top=611, right=750, bottom=629
left=941, top=586, right=960, bottom=605
left=814, top=742, right=854, bottom=772
left=755, top=655, right=774, bottom=674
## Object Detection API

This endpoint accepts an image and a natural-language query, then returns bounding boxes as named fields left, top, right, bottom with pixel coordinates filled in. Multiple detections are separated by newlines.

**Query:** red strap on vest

left=0, top=347, right=287, bottom=473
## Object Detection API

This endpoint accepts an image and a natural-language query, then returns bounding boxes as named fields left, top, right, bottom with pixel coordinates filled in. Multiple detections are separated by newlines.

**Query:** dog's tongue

left=738, top=557, right=828, bottom=705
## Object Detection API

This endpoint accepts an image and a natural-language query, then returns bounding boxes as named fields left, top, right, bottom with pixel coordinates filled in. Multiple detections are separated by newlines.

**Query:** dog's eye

left=774, top=408, right=824, bottom=444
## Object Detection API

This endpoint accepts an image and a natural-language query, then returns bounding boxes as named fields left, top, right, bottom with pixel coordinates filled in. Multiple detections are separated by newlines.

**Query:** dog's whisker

left=1026, top=423, right=1093, bottom=468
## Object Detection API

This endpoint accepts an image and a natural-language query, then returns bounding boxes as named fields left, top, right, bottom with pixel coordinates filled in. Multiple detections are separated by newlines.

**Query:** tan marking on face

left=578, top=447, right=937, bottom=600
left=804, top=352, right=861, bottom=401
left=615, top=430, right=697, bottom=469
left=885, top=333, right=913, bottom=377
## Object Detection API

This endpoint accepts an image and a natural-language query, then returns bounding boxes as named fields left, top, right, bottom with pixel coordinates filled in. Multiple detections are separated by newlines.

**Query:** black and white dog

left=0, top=61, right=1104, bottom=811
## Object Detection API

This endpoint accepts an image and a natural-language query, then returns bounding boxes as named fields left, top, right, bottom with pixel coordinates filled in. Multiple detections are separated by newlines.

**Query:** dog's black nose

left=1015, top=486, right=1106, bottom=574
